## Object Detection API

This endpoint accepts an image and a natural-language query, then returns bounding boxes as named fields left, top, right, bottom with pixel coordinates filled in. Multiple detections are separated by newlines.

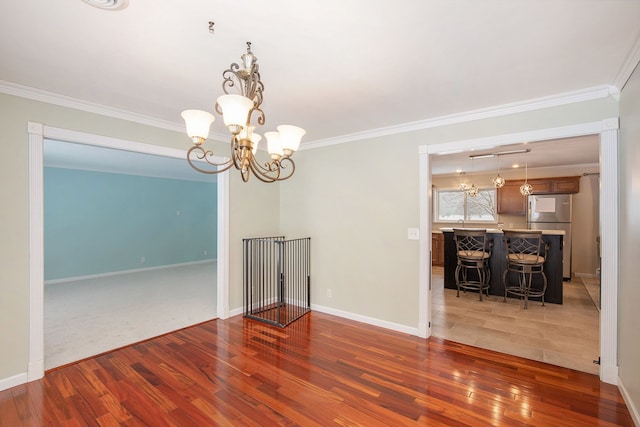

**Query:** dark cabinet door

left=497, top=183, right=526, bottom=215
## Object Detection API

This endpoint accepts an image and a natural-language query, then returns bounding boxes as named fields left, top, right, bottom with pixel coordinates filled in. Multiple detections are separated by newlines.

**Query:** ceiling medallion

left=182, top=42, right=305, bottom=183
left=81, top=0, right=129, bottom=10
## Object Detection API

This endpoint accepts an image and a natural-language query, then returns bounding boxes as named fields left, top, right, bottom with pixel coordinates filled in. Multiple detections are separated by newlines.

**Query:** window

left=435, top=188, right=496, bottom=222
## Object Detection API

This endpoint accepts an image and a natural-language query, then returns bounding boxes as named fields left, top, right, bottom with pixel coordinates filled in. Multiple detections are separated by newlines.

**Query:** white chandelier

left=181, top=42, right=306, bottom=182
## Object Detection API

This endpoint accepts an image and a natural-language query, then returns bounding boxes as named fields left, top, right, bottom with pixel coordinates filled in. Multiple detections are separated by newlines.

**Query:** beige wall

left=0, top=88, right=626, bottom=393
left=572, top=174, right=600, bottom=276
left=432, top=164, right=600, bottom=276
left=0, top=92, right=279, bottom=381
left=619, top=64, right=640, bottom=421
left=279, top=97, right=617, bottom=328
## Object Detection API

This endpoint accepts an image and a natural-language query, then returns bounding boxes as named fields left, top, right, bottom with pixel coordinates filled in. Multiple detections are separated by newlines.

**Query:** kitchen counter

left=439, top=227, right=565, bottom=235
left=441, top=229, right=564, bottom=304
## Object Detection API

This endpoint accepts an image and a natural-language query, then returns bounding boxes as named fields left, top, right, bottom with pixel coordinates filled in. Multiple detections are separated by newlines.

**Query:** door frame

left=418, top=118, right=619, bottom=384
left=27, top=122, right=230, bottom=380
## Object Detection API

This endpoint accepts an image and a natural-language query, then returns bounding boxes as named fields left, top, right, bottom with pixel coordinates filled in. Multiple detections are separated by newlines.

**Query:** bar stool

left=502, top=230, right=549, bottom=309
left=453, top=229, right=492, bottom=301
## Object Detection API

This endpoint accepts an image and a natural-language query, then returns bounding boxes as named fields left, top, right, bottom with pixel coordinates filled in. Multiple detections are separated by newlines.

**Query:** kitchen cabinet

left=432, top=232, right=444, bottom=266
left=530, top=176, right=581, bottom=195
left=497, top=182, right=526, bottom=215
left=497, top=176, right=580, bottom=215
left=548, top=176, right=580, bottom=193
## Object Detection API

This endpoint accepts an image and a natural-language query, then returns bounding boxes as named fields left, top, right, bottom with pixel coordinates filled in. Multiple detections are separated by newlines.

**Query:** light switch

left=407, top=228, right=420, bottom=240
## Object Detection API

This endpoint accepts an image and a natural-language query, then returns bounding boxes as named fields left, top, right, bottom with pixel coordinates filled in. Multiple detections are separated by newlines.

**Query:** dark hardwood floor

left=0, top=312, right=633, bottom=426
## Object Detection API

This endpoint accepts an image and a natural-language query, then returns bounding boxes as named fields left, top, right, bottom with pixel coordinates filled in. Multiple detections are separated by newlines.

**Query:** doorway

left=417, top=118, right=620, bottom=384
left=27, top=123, right=230, bottom=379
left=43, top=139, right=220, bottom=369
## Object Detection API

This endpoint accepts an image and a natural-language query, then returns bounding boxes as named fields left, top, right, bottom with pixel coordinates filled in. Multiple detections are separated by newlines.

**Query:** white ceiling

left=44, top=139, right=217, bottom=182
left=430, top=134, right=600, bottom=175
left=1, top=0, right=638, bottom=173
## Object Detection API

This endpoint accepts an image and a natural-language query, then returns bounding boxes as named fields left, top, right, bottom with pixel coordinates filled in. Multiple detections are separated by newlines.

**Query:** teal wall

left=44, top=167, right=217, bottom=281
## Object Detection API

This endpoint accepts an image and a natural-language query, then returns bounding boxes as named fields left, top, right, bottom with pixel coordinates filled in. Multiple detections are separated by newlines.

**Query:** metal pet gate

left=243, top=236, right=311, bottom=327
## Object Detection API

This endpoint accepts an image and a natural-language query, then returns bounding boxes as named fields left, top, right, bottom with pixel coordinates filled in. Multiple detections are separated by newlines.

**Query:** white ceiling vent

left=81, top=0, right=129, bottom=11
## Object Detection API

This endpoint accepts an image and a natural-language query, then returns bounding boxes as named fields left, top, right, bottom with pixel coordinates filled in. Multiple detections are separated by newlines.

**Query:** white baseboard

left=619, top=376, right=640, bottom=427
left=0, top=372, right=28, bottom=392
left=601, top=363, right=620, bottom=385
left=28, top=358, right=44, bottom=382
left=574, top=272, right=599, bottom=278
left=311, top=304, right=419, bottom=336
left=44, top=259, right=216, bottom=285
left=229, top=307, right=243, bottom=318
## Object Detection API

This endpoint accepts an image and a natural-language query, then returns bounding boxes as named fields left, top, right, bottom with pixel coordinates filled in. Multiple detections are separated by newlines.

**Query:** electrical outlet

left=141, top=256, right=146, bottom=263
left=327, top=288, right=332, bottom=298
left=203, top=250, right=208, bottom=255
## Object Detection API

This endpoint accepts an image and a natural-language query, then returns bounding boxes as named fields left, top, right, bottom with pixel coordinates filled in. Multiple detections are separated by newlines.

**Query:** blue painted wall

left=44, top=167, right=217, bottom=281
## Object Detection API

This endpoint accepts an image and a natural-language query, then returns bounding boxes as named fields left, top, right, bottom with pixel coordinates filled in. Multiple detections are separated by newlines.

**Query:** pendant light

left=467, top=158, right=479, bottom=197
left=492, top=155, right=505, bottom=188
left=519, top=151, right=533, bottom=196
left=458, top=171, right=470, bottom=191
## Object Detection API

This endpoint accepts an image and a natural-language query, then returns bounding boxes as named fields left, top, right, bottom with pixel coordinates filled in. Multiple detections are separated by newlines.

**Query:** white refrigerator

left=527, top=194, right=572, bottom=280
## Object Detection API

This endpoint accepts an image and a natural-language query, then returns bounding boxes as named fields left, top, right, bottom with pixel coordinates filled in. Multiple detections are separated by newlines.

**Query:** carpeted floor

left=44, top=262, right=217, bottom=370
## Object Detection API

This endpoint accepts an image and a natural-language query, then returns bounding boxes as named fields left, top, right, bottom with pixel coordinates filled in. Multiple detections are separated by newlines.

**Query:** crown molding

left=614, top=32, right=640, bottom=92
left=0, top=80, right=186, bottom=133
left=1, top=80, right=619, bottom=152
left=302, top=85, right=617, bottom=151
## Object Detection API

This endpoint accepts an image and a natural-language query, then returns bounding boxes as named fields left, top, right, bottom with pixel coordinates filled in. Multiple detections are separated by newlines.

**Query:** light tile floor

left=431, top=266, right=600, bottom=375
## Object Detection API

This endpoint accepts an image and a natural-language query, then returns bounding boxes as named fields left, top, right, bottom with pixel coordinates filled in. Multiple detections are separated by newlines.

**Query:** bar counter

left=440, top=229, right=564, bottom=304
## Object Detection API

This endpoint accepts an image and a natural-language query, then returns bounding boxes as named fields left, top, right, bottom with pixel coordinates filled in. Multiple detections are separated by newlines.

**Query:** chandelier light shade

left=181, top=110, right=215, bottom=145
left=216, top=94, right=254, bottom=134
left=278, top=125, right=306, bottom=154
left=265, top=131, right=283, bottom=159
left=181, top=41, right=305, bottom=182
left=238, top=125, right=260, bottom=155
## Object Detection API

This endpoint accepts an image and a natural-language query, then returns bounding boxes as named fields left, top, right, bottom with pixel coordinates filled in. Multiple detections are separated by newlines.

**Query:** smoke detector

left=81, top=0, right=129, bottom=10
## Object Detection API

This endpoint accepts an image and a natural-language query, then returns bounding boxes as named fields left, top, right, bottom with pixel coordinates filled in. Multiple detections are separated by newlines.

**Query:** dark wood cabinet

left=432, top=232, right=444, bottom=266
left=497, top=182, right=526, bottom=215
left=530, top=176, right=580, bottom=195
left=497, top=176, right=580, bottom=215
left=549, top=176, right=580, bottom=193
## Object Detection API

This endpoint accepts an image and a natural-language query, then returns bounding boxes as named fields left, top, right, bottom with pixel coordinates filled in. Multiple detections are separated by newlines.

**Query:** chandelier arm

left=246, top=155, right=280, bottom=183
left=250, top=107, right=266, bottom=127
left=250, top=155, right=296, bottom=182
left=222, top=64, right=241, bottom=94
left=240, top=167, right=251, bottom=183
left=187, top=145, right=236, bottom=175
left=277, top=157, right=295, bottom=181
left=229, top=137, right=244, bottom=171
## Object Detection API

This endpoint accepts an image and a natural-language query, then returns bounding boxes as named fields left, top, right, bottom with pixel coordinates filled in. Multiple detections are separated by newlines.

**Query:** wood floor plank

left=1, top=311, right=634, bottom=426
